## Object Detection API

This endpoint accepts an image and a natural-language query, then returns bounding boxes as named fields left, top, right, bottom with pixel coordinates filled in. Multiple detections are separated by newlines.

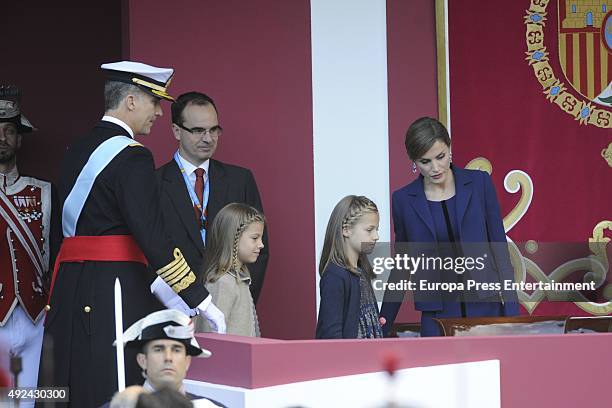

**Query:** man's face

left=0, top=122, right=21, bottom=164
left=132, top=93, right=163, bottom=135
left=172, top=103, right=219, bottom=166
left=136, top=339, right=192, bottom=391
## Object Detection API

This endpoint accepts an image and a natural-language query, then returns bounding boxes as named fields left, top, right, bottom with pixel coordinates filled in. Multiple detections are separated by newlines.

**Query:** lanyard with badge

left=173, top=151, right=209, bottom=245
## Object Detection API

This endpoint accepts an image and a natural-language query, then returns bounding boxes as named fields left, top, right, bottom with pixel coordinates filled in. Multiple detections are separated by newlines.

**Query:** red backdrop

left=128, top=0, right=316, bottom=338
left=447, top=0, right=612, bottom=316
left=386, top=0, right=439, bottom=323
left=2, top=1, right=123, bottom=184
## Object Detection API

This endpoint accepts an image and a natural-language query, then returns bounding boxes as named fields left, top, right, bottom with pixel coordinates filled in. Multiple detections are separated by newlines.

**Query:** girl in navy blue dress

left=316, top=195, right=385, bottom=339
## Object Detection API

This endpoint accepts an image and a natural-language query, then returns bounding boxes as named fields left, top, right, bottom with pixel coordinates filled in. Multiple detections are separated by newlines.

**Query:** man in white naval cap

left=107, top=309, right=226, bottom=407
left=38, top=61, right=225, bottom=408
left=0, top=85, right=60, bottom=408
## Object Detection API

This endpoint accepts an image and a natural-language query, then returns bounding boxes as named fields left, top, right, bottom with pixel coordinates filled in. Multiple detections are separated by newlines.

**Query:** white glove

left=198, top=301, right=226, bottom=334
left=150, top=276, right=198, bottom=317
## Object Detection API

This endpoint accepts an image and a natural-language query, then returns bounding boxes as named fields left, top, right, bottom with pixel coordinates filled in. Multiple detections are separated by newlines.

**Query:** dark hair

left=135, top=388, right=193, bottom=408
left=171, top=92, right=218, bottom=126
left=404, top=117, right=451, bottom=160
left=104, top=81, right=149, bottom=111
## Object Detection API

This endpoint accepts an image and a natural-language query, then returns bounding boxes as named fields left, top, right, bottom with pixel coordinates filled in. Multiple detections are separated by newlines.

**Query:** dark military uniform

left=38, top=120, right=209, bottom=407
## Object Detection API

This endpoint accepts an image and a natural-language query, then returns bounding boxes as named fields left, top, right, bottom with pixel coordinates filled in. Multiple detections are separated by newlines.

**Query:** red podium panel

left=189, top=333, right=611, bottom=407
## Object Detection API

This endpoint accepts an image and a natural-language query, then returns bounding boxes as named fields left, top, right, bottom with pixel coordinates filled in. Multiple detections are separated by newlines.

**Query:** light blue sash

left=62, top=135, right=140, bottom=237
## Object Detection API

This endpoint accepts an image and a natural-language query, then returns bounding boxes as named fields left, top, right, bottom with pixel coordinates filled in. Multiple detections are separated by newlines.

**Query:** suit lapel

left=406, top=177, right=436, bottom=239
left=453, top=166, right=473, bottom=235
left=206, top=159, right=228, bottom=221
left=163, top=161, right=204, bottom=250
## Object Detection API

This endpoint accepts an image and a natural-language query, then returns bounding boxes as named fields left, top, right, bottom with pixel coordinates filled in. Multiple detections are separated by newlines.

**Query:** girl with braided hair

left=316, top=195, right=385, bottom=339
left=196, top=203, right=265, bottom=336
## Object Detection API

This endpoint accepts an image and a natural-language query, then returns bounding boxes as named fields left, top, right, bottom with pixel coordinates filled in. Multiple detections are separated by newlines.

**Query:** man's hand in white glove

left=198, top=300, right=226, bottom=334
left=151, top=277, right=226, bottom=333
left=150, top=276, right=198, bottom=317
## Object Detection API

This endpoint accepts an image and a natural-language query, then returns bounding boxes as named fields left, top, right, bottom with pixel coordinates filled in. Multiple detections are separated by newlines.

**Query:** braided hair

left=202, top=203, right=265, bottom=283
left=319, top=195, right=378, bottom=278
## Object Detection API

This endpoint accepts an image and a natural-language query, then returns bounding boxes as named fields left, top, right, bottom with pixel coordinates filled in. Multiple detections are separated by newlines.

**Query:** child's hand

left=379, top=317, right=386, bottom=326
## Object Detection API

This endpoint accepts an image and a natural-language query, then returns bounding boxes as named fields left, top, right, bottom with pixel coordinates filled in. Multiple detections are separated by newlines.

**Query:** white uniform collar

left=101, top=115, right=135, bottom=138
left=0, top=165, right=19, bottom=192
left=177, top=152, right=209, bottom=177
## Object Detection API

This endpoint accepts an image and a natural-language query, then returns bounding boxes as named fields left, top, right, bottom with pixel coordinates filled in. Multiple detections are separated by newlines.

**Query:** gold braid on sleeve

left=156, top=248, right=196, bottom=293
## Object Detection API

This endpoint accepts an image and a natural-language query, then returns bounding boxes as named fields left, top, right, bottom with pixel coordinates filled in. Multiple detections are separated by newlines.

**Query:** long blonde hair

left=319, top=195, right=378, bottom=278
left=202, top=203, right=266, bottom=283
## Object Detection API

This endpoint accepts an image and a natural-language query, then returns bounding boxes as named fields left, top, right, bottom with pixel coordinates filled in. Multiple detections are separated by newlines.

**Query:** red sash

left=48, top=235, right=148, bottom=300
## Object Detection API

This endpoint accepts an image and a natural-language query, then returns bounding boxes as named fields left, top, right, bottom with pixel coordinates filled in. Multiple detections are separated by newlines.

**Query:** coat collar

left=95, top=120, right=132, bottom=138
left=453, top=166, right=473, bottom=234
left=101, top=115, right=134, bottom=138
left=404, top=165, right=473, bottom=238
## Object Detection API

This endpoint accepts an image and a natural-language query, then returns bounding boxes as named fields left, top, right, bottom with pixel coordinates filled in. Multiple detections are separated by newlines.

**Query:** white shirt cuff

left=196, top=295, right=213, bottom=313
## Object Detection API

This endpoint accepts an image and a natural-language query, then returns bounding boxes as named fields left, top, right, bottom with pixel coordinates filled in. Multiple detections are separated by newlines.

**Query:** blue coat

left=316, top=263, right=361, bottom=339
left=380, top=166, right=519, bottom=332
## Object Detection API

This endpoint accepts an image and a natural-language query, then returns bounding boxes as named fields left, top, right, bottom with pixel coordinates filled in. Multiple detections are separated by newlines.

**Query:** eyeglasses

left=175, top=123, right=223, bottom=137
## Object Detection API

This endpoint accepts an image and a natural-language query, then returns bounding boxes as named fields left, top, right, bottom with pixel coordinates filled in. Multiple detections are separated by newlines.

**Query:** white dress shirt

left=177, top=153, right=209, bottom=188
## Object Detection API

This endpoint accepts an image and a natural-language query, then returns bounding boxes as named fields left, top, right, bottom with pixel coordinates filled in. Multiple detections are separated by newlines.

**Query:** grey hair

left=104, top=81, right=148, bottom=111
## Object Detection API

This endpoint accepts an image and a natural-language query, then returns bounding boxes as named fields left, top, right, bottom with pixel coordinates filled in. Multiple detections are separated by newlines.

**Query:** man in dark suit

left=156, top=92, right=268, bottom=304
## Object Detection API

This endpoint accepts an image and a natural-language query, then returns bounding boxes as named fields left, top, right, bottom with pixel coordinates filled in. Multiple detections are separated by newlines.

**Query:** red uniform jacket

left=0, top=172, right=58, bottom=325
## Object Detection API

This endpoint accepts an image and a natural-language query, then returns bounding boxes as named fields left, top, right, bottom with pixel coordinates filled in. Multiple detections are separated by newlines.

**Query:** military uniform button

left=44, top=305, right=51, bottom=311
left=84, top=306, right=91, bottom=313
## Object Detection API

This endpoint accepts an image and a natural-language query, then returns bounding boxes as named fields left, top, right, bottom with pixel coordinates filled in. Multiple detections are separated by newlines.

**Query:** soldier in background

left=0, top=85, right=60, bottom=407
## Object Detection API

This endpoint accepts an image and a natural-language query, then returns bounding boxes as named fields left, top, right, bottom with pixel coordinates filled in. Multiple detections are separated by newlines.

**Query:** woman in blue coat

left=380, top=117, right=518, bottom=337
